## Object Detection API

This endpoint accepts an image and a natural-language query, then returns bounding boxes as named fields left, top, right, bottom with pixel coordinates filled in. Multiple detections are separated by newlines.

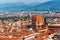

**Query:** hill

left=30, top=0, right=60, bottom=11
left=0, top=0, right=60, bottom=12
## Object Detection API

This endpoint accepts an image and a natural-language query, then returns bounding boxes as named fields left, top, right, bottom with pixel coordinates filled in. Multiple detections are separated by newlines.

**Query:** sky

left=0, top=0, right=51, bottom=4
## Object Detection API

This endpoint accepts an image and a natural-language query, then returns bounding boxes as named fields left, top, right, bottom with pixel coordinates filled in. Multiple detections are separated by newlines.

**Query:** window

left=38, top=22, right=40, bottom=24
left=38, top=26, right=40, bottom=28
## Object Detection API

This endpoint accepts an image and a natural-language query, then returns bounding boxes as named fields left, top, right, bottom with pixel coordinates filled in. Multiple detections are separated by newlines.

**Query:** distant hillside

left=0, top=3, right=41, bottom=12
left=30, top=0, right=60, bottom=11
left=0, top=0, right=60, bottom=12
left=0, top=3, right=32, bottom=12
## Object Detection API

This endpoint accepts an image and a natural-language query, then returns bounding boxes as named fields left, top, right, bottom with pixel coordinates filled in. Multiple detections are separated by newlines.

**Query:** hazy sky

left=0, top=0, right=51, bottom=4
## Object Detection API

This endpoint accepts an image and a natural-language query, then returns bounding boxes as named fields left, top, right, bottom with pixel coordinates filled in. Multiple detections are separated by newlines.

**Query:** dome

left=33, top=14, right=43, bottom=22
